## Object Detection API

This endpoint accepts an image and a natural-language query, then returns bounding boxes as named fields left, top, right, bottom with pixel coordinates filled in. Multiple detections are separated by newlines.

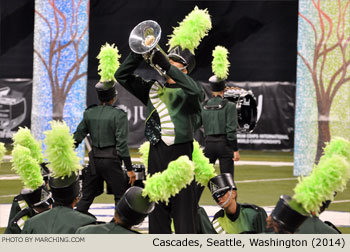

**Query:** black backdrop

left=0, top=0, right=298, bottom=82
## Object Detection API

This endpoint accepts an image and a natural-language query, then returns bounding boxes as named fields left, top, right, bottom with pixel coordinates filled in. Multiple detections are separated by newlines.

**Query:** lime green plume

left=97, top=43, right=121, bottom=83
left=0, top=142, right=6, bottom=163
left=44, top=121, right=82, bottom=178
left=212, top=46, right=230, bottom=80
left=139, top=141, right=150, bottom=170
left=323, top=137, right=350, bottom=161
left=167, top=6, right=212, bottom=54
left=142, top=155, right=194, bottom=204
left=12, top=127, right=44, bottom=164
left=12, top=145, right=44, bottom=189
left=192, top=141, right=217, bottom=186
left=292, top=138, right=350, bottom=215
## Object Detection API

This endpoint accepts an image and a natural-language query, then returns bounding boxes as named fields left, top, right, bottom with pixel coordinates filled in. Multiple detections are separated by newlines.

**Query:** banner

left=88, top=79, right=296, bottom=150
left=211, top=81, right=295, bottom=151
left=0, top=79, right=32, bottom=143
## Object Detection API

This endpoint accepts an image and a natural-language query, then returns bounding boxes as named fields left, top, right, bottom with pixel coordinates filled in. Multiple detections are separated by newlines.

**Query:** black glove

left=151, top=50, right=171, bottom=72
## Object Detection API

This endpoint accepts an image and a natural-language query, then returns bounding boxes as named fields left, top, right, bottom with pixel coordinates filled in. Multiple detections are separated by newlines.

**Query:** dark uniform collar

left=226, top=203, right=241, bottom=222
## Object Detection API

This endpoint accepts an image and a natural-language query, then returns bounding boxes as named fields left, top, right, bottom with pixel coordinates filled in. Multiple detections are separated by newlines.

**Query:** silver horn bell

left=129, top=20, right=168, bottom=77
left=129, top=20, right=161, bottom=54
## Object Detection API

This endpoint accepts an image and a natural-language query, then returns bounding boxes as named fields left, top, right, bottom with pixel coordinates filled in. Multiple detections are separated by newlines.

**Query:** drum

left=132, top=164, right=146, bottom=181
left=224, top=87, right=257, bottom=133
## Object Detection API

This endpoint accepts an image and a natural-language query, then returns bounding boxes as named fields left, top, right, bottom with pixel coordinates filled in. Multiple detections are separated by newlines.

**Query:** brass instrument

left=128, top=20, right=169, bottom=77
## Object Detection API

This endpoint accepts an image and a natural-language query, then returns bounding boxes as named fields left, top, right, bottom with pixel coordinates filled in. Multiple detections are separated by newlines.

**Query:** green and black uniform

left=201, top=96, right=238, bottom=177
left=296, top=216, right=341, bottom=234
left=73, top=104, right=132, bottom=212
left=75, top=222, right=139, bottom=234
left=21, top=206, right=96, bottom=234
left=5, top=195, right=27, bottom=231
left=212, top=203, right=267, bottom=234
left=115, top=52, right=205, bottom=234
left=4, top=207, right=36, bottom=234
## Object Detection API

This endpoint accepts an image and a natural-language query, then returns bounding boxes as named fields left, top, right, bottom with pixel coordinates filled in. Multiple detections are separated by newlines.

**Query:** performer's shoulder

left=241, top=203, right=267, bottom=214
left=112, top=105, right=127, bottom=114
left=213, top=209, right=225, bottom=221
left=85, top=104, right=98, bottom=111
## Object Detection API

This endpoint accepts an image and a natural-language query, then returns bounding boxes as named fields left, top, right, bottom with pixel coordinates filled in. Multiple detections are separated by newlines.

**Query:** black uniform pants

left=204, top=138, right=234, bottom=177
left=76, top=158, right=127, bottom=213
left=148, top=140, right=198, bottom=234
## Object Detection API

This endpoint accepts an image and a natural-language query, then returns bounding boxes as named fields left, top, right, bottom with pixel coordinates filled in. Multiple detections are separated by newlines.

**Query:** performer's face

left=166, top=59, right=188, bottom=83
left=217, top=189, right=237, bottom=210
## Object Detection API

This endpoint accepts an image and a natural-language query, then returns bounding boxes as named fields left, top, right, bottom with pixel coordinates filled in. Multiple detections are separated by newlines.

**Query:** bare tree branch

left=48, top=0, right=60, bottom=95
left=329, top=61, right=350, bottom=104
left=299, top=12, right=318, bottom=45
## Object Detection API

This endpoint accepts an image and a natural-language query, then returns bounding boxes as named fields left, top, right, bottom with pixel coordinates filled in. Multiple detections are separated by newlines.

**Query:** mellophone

left=224, top=86, right=258, bottom=133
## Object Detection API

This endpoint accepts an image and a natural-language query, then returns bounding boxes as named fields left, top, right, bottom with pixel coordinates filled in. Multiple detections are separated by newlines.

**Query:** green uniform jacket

left=201, top=96, right=238, bottom=150
left=4, top=207, right=36, bottom=234
left=5, top=195, right=27, bottom=229
left=296, top=216, right=340, bottom=234
left=115, top=53, right=204, bottom=145
left=196, top=206, right=217, bottom=234
left=75, top=222, right=139, bottom=234
left=212, top=203, right=268, bottom=234
left=21, top=206, right=96, bottom=234
left=74, top=104, right=130, bottom=158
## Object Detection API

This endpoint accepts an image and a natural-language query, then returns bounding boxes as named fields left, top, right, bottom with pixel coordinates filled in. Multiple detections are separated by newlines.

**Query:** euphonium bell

left=128, top=20, right=168, bottom=77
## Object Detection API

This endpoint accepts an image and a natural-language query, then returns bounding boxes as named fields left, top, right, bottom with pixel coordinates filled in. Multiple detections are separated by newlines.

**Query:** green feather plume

left=322, top=137, right=350, bottom=161
left=97, top=43, right=121, bottom=83
left=12, top=145, right=44, bottom=189
left=139, top=141, right=150, bottom=170
left=12, top=127, right=44, bottom=164
left=142, top=155, right=194, bottom=204
left=212, top=46, right=230, bottom=80
left=292, top=138, right=350, bottom=215
left=44, top=121, right=82, bottom=178
left=0, top=142, right=6, bottom=163
left=192, top=141, right=217, bottom=186
left=167, top=6, right=212, bottom=54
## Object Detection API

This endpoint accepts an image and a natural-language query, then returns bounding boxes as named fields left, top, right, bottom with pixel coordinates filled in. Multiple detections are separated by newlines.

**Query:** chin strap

left=219, top=189, right=233, bottom=208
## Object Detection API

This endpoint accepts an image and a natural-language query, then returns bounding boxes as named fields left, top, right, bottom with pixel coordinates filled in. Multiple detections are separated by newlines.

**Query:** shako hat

left=167, top=6, right=211, bottom=74
left=208, top=173, right=236, bottom=201
left=209, top=46, right=230, bottom=92
left=115, top=186, right=155, bottom=227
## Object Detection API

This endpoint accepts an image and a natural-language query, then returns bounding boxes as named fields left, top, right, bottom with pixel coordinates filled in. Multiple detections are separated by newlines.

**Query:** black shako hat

left=95, top=81, right=117, bottom=102
left=271, top=195, right=308, bottom=233
left=49, top=173, right=80, bottom=205
left=209, top=75, right=226, bottom=92
left=208, top=173, right=237, bottom=201
left=168, top=46, right=196, bottom=74
left=20, top=184, right=53, bottom=209
left=115, top=186, right=155, bottom=227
